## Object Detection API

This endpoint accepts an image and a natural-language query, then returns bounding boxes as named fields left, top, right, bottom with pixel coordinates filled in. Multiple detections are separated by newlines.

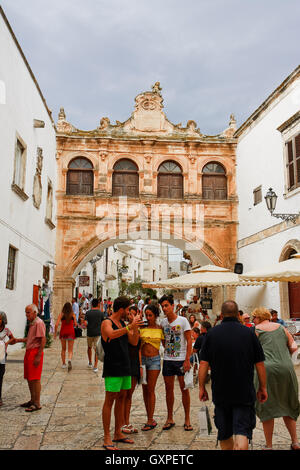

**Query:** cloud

left=1, top=0, right=299, bottom=134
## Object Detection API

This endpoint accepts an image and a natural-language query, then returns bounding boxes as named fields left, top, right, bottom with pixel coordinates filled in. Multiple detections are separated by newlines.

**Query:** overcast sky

left=1, top=0, right=299, bottom=134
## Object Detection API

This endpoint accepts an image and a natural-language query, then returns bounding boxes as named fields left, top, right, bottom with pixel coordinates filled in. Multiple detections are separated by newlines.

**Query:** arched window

left=202, top=162, right=227, bottom=200
left=157, top=161, right=183, bottom=199
left=112, top=159, right=139, bottom=197
left=66, top=157, right=94, bottom=195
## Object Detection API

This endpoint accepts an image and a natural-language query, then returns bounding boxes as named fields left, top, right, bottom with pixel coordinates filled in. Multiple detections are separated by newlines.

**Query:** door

left=112, top=171, right=139, bottom=196
left=289, top=282, right=300, bottom=318
left=202, top=175, right=227, bottom=200
left=157, top=174, right=183, bottom=199
left=67, top=170, right=93, bottom=195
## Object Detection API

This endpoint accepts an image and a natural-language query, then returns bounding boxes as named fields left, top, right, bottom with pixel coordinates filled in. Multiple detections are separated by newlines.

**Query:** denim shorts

left=214, top=403, right=256, bottom=441
left=142, top=355, right=161, bottom=371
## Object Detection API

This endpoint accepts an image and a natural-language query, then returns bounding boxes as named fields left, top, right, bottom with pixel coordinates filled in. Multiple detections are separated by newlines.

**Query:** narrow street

left=1, top=336, right=300, bottom=451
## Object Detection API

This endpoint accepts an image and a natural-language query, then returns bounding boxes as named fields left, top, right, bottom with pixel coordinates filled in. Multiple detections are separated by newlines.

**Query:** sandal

left=121, top=424, right=138, bottom=434
left=112, top=438, right=134, bottom=444
left=184, top=424, right=193, bottom=431
left=25, top=404, right=42, bottom=412
left=103, top=444, right=119, bottom=451
left=20, top=400, right=33, bottom=408
left=142, top=421, right=157, bottom=431
left=291, top=443, right=300, bottom=450
left=162, top=422, right=175, bottom=430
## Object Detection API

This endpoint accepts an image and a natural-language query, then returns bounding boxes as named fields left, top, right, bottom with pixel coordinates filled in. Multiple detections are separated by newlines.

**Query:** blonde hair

left=251, top=307, right=271, bottom=322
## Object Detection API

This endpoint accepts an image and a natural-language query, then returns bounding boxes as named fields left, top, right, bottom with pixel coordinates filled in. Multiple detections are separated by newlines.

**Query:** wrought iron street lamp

left=264, top=188, right=299, bottom=224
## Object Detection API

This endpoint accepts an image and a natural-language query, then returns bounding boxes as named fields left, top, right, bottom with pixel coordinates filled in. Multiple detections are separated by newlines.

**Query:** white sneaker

left=88, top=363, right=93, bottom=369
left=62, top=364, right=67, bottom=369
left=93, top=368, right=98, bottom=373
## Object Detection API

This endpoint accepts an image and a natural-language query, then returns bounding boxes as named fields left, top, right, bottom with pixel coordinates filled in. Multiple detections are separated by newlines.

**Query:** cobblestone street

left=1, top=336, right=300, bottom=451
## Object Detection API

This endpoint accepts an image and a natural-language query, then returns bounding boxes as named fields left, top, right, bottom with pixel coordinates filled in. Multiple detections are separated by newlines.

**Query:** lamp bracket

left=271, top=213, right=299, bottom=224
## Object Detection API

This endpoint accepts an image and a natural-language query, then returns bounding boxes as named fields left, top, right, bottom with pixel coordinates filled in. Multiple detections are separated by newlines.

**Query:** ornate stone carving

left=100, top=151, right=108, bottom=161
left=221, top=114, right=237, bottom=138
left=188, top=154, right=197, bottom=164
left=144, top=154, right=152, bottom=164
left=56, top=150, right=63, bottom=160
left=57, top=107, right=74, bottom=134
left=152, top=81, right=162, bottom=95
left=99, top=117, right=110, bottom=130
left=32, top=147, right=43, bottom=209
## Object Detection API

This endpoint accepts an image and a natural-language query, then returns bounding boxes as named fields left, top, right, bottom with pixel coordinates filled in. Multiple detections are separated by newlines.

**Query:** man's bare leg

left=178, top=375, right=191, bottom=427
left=163, top=376, right=175, bottom=426
left=234, top=435, right=249, bottom=450
left=220, top=436, right=234, bottom=450
left=114, top=390, right=133, bottom=441
left=102, top=391, right=117, bottom=446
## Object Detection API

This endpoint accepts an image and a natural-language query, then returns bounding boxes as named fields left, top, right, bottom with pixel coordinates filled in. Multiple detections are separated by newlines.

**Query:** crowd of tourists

left=0, top=293, right=300, bottom=451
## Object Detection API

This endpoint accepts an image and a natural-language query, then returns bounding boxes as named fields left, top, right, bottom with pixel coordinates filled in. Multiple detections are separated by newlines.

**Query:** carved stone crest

left=99, top=117, right=110, bottom=130
left=57, top=107, right=74, bottom=134
left=33, top=147, right=43, bottom=209
left=100, top=151, right=108, bottom=161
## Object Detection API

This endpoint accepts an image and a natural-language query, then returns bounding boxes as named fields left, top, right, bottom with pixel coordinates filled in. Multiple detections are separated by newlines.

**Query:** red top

left=60, top=318, right=75, bottom=339
left=26, top=317, right=46, bottom=350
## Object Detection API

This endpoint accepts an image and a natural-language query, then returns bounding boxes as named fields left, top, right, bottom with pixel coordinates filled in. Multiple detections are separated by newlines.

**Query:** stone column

left=52, top=275, right=76, bottom=321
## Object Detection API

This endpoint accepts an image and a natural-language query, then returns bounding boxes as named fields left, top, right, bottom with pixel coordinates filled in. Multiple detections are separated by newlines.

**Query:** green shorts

left=105, top=376, right=132, bottom=393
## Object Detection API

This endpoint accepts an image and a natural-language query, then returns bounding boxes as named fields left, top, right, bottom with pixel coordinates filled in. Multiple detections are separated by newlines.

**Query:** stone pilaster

left=52, top=275, right=76, bottom=321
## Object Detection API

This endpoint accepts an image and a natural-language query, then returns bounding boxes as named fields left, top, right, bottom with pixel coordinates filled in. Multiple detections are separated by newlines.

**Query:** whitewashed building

left=236, top=65, right=300, bottom=319
left=75, top=240, right=169, bottom=300
left=0, top=8, right=57, bottom=340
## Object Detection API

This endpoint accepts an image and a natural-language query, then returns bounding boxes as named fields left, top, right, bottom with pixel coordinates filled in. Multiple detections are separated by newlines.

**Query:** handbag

left=96, top=337, right=105, bottom=362
left=74, top=326, right=82, bottom=338
left=139, top=364, right=147, bottom=385
left=184, top=368, right=194, bottom=390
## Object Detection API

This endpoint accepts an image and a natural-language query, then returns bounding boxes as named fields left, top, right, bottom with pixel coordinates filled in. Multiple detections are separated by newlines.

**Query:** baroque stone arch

left=108, top=154, right=142, bottom=172
left=279, top=239, right=300, bottom=319
left=155, top=155, right=189, bottom=175
left=71, top=238, right=220, bottom=280
left=62, top=151, right=99, bottom=171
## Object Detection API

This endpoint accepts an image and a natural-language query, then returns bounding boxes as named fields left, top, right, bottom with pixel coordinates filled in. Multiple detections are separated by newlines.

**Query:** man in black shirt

left=101, top=296, right=142, bottom=450
left=199, top=300, right=267, bottom=450
left=85, top=298, right=105, bottom=372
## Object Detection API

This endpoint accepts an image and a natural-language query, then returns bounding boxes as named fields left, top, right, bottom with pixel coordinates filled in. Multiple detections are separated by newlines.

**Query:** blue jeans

left=142, top=355, right=161, bottom=371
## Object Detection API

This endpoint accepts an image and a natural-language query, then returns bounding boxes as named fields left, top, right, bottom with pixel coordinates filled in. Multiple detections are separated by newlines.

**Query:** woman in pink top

left=55, top=302, right=77, bottom=371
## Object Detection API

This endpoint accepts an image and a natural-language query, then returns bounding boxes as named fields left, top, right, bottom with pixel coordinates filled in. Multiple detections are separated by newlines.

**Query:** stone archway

left=279, top=239, right=300, bottom=319
left=53, top=84, right=238, bottom=318
left=53, top=213, right=228, bottom=319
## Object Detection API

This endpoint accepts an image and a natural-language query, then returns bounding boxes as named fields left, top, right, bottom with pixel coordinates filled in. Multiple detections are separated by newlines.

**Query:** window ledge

left=45, top=217, right=56, bottom=230
left=11, top=183, right=29, bottom=201
left=283, top=186, right=300, bottom=200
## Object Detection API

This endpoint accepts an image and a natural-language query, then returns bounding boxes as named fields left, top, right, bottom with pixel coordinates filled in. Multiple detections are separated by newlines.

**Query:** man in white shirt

left=188, top=295, right=202, bottom=317
left=137, top=296, right=144, bottom=314
left=159, top=295, right=193, bottom=432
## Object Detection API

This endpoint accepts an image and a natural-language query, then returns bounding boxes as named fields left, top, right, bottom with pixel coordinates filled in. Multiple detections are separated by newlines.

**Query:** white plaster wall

left=237, top=78, right=300, bottom=241
left=236, top=75, right=300, bottom=318
left=236, top=224, right=300, bottom=315
left=0, top=13, right=57, bottom=342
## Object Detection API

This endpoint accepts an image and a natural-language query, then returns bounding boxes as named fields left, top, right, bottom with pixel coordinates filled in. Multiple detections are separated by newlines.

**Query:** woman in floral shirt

left=0, top=311, right=16, bottom=406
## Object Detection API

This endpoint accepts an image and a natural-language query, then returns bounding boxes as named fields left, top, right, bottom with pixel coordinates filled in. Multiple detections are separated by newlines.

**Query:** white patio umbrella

left=142, top=264, right=261, bottom=289
left=241, top=253, right=300, bottom=283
